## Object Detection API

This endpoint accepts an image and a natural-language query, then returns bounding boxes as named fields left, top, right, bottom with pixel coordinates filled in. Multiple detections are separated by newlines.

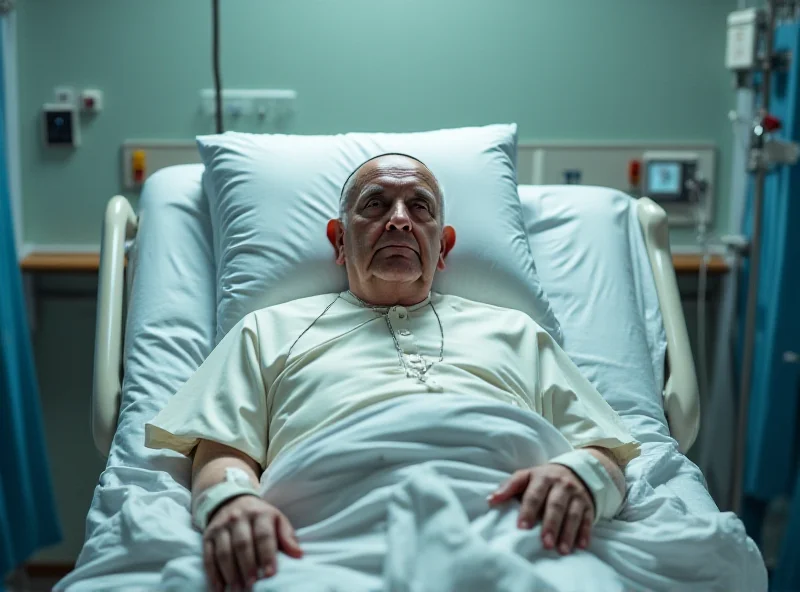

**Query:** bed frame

left=91, top=195, right=700, bottom=457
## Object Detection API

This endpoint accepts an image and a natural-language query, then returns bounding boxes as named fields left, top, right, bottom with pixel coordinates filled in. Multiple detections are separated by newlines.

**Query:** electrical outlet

left=54, top=86, right=76, bottom=106
left=199, top=89, right=297, bottom=121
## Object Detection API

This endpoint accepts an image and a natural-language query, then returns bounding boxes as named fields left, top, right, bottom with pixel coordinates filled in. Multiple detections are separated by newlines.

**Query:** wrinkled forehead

left=341, top=153, right=440, bottom=197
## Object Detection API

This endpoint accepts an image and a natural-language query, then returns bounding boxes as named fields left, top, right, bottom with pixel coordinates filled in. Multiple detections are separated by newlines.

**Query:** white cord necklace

left=347, top=291, right=444, bottom=384
left=287, top=291, right=444, bottom=384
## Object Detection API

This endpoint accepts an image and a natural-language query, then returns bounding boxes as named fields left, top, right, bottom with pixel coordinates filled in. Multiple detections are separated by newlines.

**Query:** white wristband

left=549, top=450, right=624, bottom=523
left=191, top=467, right=260, bottom=531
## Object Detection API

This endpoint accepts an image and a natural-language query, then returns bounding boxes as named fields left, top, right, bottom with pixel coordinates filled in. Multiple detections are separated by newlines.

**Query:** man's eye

left=366, top=199, right=382, bottom=208
left=414, top=202, right=431, bottom=211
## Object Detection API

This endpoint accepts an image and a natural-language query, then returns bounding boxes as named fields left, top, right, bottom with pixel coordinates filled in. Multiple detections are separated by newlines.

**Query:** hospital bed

left=56, top=165, right=764, bottom=590
left=93, top=176, right=698, bottom=458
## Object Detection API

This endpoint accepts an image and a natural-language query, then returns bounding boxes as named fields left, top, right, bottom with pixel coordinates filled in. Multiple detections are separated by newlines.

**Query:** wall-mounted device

left=642, top=151, right=708, bottom=225
left=42, top=103, right=80, bottom=147
left=726, top=8, right=762, bottom=72
left=642, top=152, right=702, bottom=203
left=120, top=140, right=202, bottom=190
left=80, top=89, right=104, bottom=114
left=519, top=143, right=714, bottom=226
left=42, top=86, right=104, bottom=149
left=199, top=88, right=297, bottom=124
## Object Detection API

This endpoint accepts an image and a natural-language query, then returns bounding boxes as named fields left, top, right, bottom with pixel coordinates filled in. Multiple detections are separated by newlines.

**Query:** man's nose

left=386, top=200, right=412, bottom=232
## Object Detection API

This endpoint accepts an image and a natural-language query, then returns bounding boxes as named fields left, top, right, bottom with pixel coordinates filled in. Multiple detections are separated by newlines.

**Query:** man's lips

left=376, top=244, right=419, bottom=255
left=375, top=244, right=421, bottom=260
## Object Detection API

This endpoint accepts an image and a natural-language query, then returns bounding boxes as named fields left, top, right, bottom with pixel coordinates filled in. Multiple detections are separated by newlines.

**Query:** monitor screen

left=647, top=162, right=683, bottom=196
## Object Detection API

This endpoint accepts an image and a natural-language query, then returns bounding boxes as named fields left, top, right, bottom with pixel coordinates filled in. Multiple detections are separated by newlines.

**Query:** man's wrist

left=192, top=467, right=260, bottom=530
left=204, top=491, right=261, bottom=528
left=549, top=450, right=623, bottom=523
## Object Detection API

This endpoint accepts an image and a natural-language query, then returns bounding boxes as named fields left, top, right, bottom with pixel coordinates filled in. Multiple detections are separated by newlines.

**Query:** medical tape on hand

left=549, top=450, right=623, bottom=524
left=191, top=467, right=260, bottom=531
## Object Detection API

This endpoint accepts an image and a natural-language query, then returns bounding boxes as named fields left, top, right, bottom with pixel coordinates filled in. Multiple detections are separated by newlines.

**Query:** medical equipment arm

left=93, top=195, right=138, bottom=456
left=636, top=197, right=700, bottom=452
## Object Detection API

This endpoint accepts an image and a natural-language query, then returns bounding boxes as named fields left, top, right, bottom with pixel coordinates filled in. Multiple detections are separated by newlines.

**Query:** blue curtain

left=737, top=20, right=800, bottom=590
left=0, top=24, right=62, bottom=579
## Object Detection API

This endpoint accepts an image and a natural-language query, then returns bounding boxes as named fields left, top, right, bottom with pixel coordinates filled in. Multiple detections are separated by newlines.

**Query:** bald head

left=339, top=154, right=445, bottom=227
left=327, top=152, right=456, bottom=306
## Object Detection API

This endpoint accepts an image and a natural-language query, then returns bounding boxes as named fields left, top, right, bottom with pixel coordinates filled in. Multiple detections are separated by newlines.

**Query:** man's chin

left=370, top=265, right=423, bottom=284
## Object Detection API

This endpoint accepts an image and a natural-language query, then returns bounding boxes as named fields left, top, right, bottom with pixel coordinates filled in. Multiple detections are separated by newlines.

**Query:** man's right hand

left=203, top=495, right=303, bottom=592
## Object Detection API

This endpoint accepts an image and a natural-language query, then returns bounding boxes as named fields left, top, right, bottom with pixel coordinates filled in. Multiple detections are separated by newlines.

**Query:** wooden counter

left=20, top=252, right=103, bottom=272
left=20, top=252, right=729, bottom=274
left=671, top=254, right=729, bottom=274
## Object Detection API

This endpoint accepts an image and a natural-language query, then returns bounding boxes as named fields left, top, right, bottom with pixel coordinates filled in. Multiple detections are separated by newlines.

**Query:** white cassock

left=145, top=291, right=639, bottom=468
left=139, top=293, right=765, bottom=592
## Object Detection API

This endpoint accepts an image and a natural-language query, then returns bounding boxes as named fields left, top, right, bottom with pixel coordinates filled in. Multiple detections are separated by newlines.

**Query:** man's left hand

left=487, top=464, right=595, bottom=555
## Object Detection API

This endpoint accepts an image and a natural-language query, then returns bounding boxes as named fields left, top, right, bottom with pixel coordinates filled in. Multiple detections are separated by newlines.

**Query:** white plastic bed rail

left=91, top=195, right=700, bottom=456
left=92, top=195, right=138, bottom=457
left=636, top=197, right=700, bottom=452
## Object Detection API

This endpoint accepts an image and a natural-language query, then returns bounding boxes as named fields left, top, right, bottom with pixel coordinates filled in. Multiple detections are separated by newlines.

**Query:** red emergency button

left=763, top=114, right=782, bottom=132
left=628, top=160, right=641, bottom=187
left=132, top=150, right=146, bottom=184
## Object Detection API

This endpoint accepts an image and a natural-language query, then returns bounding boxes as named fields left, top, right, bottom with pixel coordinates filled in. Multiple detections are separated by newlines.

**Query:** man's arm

left=584, top=446, right=626, bottom=496
left=193, top=439, right=303, bottom=592
left=487, top=446, right=626, bottom=556
left=192, top=439, right=261, bottom=496
left=487, top=320, right=638, bottom=554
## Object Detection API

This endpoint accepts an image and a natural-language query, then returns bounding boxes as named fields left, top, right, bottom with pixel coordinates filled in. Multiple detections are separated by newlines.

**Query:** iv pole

left=731, top=0, right=777, bottom=516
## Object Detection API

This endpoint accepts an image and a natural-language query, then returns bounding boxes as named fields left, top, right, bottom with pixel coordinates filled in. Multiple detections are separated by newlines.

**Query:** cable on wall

left=212, top=0, right=224, bottom=134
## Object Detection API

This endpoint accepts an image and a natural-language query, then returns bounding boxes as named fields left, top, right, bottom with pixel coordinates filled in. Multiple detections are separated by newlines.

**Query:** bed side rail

left=636, top=197, right=700, bottom=452
left=92, top=196, right=138, bottom=457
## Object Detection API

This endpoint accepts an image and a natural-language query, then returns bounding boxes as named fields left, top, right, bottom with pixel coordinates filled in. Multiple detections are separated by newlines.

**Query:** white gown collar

left=341, top=290, right=431, bottom=312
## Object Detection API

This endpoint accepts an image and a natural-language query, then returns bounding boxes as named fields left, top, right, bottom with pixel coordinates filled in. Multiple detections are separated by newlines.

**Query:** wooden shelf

left=672, top=254, right=729, bottom=274
left=21, top=252, right=102, bottom=272
left=20, top=252, right=728, bottom=274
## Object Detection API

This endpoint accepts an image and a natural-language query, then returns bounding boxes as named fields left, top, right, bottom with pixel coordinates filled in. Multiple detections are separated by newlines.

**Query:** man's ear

left=436, top=226, right=456, bottom=271
left=327, top=219, right=347, bottom=266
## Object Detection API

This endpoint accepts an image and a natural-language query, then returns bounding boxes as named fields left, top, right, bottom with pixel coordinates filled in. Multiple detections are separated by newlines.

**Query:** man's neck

left=348, top=282, right=430, bottom=307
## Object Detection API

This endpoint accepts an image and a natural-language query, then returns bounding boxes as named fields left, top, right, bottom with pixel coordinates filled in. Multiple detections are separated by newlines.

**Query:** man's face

left=328, top=155, right=455, bottom=299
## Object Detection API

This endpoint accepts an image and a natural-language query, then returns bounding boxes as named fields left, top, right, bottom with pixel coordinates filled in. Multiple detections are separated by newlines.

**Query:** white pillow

left=197, top=124, right=562, bottom=344
left=518, top=185, right=671, bottom=442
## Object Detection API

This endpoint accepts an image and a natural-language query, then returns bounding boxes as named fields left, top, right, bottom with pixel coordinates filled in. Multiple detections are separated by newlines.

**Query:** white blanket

left=59, top=395, right=766, bottom=591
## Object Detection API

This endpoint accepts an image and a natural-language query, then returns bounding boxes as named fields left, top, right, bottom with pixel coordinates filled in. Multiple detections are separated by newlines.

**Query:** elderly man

left=145, top=154, right=639, bottom=592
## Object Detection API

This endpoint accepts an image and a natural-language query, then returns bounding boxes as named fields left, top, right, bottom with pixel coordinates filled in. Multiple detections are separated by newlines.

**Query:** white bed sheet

left=56, top=165, right=216, bottom=590
left=151, top=396, right=765, bottom=591
left=56, top=172, right=758, bottom=590
left=519, top=185, right=718, bottom=515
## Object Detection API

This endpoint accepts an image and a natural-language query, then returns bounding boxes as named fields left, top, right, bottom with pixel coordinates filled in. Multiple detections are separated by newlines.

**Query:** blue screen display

left=647, top=162, right=682, bottom=195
